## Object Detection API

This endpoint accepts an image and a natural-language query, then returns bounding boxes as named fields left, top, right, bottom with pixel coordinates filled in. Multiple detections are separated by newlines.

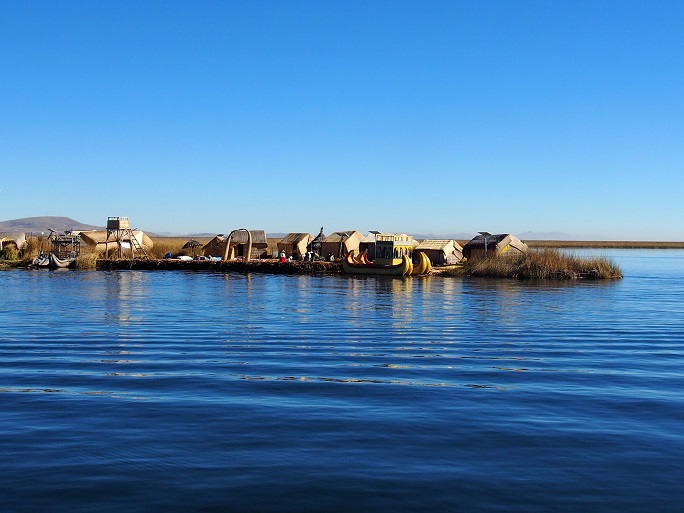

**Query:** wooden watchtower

left=105, top=216, right=147, bottom=259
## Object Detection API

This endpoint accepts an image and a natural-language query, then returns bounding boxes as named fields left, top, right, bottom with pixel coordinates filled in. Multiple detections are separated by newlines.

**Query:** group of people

left=278, top=250, right=333, bottom=262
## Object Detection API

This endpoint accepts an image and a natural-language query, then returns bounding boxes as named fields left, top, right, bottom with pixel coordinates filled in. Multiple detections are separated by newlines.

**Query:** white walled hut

left=321, top=230, right=364, bottom=259
left=203, top=230, right=268, bottom=259
left=374, top=233, right=417, bottom=264
left=277, top=233, right=313, bottom=259
left=414, top=239, right=463, bottom=266
left=0, top=232, right=27, bottom=252
left=462, top=233, right=528, bottom=260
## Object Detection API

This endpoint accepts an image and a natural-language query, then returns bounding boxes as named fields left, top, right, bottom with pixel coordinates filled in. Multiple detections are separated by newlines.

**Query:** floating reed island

left=93, top=249, right=621, bottom=279
left=4, top=220, right=624, bottom=279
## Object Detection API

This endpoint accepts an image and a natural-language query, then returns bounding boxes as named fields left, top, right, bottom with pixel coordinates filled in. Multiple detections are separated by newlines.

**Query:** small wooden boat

left=343, top=251, right=413, bottom=276
left=30, top=253, right=76, bottom=269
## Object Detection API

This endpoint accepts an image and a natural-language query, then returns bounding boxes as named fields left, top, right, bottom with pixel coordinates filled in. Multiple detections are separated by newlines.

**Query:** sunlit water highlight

left=1, top=250, right=683, bottom=512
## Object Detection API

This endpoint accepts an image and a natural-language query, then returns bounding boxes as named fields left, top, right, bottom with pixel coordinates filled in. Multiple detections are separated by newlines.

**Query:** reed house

left=203, top=230, right=268, bottom=259
left=0, top=232, right=26, bottom=252
left=414, top=239, right=463, bottom=266
left=321, top=230, right=363, bottom=259
left=277, top=233, right=313, bottom=259
left=462, top=233, right=528, bottom=260
left=79, top=230, right=153, bottom=256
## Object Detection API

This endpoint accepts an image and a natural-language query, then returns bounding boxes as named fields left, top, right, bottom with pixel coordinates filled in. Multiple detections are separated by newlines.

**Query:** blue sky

left=1, top=0, right=682, bottom=240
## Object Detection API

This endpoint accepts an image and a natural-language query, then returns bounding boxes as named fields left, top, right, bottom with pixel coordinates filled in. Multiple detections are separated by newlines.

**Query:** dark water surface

left=1, top=250, right=683, bottom=512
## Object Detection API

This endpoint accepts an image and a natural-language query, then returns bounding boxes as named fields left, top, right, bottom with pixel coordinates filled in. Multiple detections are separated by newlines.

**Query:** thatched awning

left=227, top=230, right=268, bottom=246
left=323, top=231, right=360, bottom=243
left=79, top=230, right=153, bottom=249
left=462, top=233, right=527, bottom=258
left=278, top=233, right=313, bottom=244
left=415, top=239, right=463, bottom=252
left=0, top=232, right=27, bottom=250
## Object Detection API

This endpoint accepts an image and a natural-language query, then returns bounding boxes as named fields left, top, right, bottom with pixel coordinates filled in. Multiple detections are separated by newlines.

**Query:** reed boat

left=30, top=252, right=76, bottom=270
left=411, top=251, right=432, bottom=276
left=343, top=251, right=413, bottom=276
left=342, top=233, right=432, bottom=277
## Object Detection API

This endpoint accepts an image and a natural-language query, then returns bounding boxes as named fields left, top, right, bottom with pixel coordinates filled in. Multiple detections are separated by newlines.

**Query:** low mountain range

left=0, top=216, right=103, bottom=234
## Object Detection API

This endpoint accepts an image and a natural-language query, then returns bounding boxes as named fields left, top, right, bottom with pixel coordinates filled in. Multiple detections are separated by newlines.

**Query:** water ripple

left=2, top=252, right=684, bottom=512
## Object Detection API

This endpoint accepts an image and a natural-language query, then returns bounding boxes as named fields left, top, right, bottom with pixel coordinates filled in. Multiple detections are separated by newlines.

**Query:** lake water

left=1, top=250, right=683, bottom=512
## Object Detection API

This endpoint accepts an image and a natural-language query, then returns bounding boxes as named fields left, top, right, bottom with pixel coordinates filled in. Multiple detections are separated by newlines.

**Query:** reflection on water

left=1, top=252, right=683, bottom=513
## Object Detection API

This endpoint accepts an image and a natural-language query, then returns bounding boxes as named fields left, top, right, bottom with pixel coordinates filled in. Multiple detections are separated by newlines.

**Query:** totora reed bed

left=450, top=248, right=623, bottom=279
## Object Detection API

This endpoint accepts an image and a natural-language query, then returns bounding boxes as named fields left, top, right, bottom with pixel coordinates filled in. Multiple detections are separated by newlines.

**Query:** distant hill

left=0, top=216, right=103, bottom=234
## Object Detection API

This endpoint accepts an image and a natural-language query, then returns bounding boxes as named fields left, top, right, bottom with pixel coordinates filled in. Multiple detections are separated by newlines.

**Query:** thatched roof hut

left=462, top=233, right=528, bottom=260
left=202, top=235, right=225, bottom=258
left=0, top=232, right=27, bottom=251
left=415, top=239, right=463, bottom=266
left=321, top=230, right=364, bottom=259
left=277, top=233, right=313, bottom=259
left=79, top=230, right=153, bottom=252
left=202, top=230, right=268, bottom=259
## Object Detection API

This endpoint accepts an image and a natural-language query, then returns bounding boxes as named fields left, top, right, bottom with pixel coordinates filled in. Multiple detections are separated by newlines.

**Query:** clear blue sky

left=1, top=0, right=682, bottom=240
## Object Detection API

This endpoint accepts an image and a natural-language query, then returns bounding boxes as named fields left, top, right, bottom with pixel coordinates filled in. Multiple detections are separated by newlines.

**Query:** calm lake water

left=1, top=250, right=683, bottom=512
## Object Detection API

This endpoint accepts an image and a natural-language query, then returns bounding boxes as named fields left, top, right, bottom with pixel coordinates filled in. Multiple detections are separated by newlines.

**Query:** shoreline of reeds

left=442, top=248, right=622, bottom=279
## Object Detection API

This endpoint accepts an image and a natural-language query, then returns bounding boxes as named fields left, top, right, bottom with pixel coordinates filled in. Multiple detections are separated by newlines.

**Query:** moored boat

left=410, top=251, right=432, bottom=276
left=30, top=252, right=76, bottom=269
left=343, top=251, right=412, bottom=276
left=342, top=233, right=430, bottom=276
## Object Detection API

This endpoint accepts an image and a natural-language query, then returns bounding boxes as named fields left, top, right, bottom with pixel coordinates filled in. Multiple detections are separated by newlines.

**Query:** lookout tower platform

left=105, top=216, right=148, bottom=259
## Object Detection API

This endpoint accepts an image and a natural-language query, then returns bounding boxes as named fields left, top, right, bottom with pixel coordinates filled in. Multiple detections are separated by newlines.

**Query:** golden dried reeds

left=22, top=235, right=46, bottom=259
left=147, top=237, right=212, bottom=259
left=75, top=248, right=99, bottom=269
left=455, top=248, right=622, bottom=279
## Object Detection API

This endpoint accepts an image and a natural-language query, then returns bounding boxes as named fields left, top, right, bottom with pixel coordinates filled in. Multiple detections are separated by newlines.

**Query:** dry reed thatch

left=80, top=230, right=154, bottom=252
left=0, top=232, right=27, bottom=252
